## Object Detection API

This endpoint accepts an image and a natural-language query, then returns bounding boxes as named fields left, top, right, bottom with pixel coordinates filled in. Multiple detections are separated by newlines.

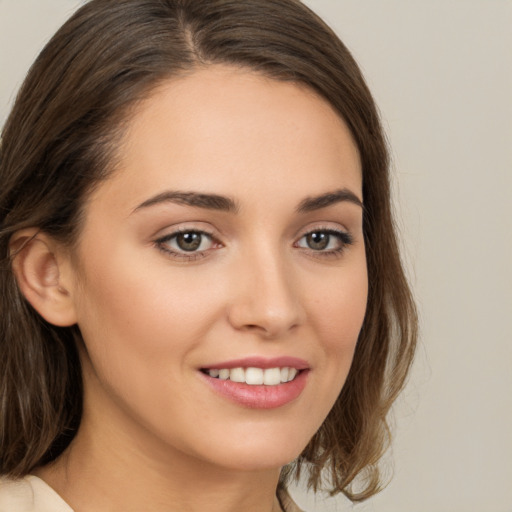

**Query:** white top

left=0, top=476, right=72, bottom=512
left=0, top=476, right=303, bottom=512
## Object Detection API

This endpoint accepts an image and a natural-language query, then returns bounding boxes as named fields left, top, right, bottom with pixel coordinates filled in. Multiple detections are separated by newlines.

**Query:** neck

left=35, top=397, right=283, bottom=512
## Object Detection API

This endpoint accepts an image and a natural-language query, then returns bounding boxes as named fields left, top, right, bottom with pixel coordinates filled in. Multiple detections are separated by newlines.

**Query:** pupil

left=307, top=232, right=329, bottom=250
left=177, top=232, right=202, bottom=251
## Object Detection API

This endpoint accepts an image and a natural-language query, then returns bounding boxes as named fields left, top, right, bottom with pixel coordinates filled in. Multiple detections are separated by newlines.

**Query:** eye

left=173, top=231, right=210, bottom=252
left=295, top=229, right=353, bottom=254
left=155, top=229, right=217, bottom=258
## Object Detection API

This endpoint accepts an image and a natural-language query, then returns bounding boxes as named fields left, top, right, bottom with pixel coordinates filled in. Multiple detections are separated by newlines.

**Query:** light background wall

left=1, top=1, right=511, bottom=511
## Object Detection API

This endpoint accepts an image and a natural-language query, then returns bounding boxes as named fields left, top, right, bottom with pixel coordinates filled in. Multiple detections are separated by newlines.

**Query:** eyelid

left=151, top=220, right=221, bottom=239
left=296, top=227, right=353, bottom=245
left=294, top=222, right=352, bottom=240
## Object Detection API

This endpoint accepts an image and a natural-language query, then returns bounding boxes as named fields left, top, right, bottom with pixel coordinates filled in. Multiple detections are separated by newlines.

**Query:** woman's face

left=66, top=66, right=367, bottom=472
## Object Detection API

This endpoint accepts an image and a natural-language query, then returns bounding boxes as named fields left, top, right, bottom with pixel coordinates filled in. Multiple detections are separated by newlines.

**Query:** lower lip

left=201, top=370, right=309, bottom=409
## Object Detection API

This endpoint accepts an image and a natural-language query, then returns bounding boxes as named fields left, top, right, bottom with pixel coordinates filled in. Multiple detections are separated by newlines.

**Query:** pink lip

left=201, top=356, right=310, bottom=371
left=199, top=356, right=310, bottom=409
left=201, top=370, right=308, bottom=409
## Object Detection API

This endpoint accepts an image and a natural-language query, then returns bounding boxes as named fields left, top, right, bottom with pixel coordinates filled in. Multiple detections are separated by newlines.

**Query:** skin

left=32, top=66, right=367, bottom=512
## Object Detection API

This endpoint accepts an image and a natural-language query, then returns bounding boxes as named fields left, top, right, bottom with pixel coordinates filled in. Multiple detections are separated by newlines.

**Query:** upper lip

left=201, top=356, right=310, bottom=370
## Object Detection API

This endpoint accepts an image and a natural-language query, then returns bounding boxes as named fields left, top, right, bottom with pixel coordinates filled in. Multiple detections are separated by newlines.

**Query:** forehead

left=92, top=65, right=362, bottom=215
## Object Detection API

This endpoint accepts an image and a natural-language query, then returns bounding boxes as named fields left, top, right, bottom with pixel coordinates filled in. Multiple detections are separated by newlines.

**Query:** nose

left=226, top=249, right=304, bottom=339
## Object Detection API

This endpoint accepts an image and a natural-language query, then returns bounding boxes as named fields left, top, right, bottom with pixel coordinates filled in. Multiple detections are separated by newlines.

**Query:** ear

left=10, top=229, right=78, bottom=327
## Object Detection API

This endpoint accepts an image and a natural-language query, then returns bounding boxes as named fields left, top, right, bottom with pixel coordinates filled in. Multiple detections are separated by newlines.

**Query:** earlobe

left=10, top=229, right=78, bottom=327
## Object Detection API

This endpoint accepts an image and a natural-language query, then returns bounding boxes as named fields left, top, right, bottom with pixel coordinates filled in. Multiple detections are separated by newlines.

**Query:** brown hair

left=0, top=0, right=417, bottom=501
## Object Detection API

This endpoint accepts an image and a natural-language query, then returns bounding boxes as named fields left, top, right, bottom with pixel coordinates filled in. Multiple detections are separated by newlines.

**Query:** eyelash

left=154, top=227, right=353, bottom=262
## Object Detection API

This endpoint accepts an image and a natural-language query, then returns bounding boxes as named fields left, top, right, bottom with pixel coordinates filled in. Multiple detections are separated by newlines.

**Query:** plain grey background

left=1, top=1, right=511, bottom=511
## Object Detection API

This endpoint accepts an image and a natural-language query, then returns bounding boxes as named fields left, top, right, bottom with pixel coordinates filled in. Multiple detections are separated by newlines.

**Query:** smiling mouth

left=201, top=367, right=299, bottom=386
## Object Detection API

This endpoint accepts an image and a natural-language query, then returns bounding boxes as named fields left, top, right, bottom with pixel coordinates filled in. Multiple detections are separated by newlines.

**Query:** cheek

left=72, top=252, right=228, bottom=437
left=72, top=247, right=223, bottom=380
left=316, top=259, right=367, bottom=333
left=309, top=258, right=368, bottom=379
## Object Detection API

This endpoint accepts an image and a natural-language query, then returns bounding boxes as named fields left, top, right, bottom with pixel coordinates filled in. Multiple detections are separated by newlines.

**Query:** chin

left=205, top=449, right=302, bottom=473
left=185, top=423, right=316, bottom=473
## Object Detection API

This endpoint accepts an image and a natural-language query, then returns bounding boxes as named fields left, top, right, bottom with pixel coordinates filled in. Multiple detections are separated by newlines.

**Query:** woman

left=0, top=1, right=417, bottom=511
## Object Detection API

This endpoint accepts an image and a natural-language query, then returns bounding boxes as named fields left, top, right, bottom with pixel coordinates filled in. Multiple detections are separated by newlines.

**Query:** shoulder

left=0, top=476, right=73, bottom=512
left=0, top=477, right=36, bottom=512
left=1, top=477, right=303, bottom=512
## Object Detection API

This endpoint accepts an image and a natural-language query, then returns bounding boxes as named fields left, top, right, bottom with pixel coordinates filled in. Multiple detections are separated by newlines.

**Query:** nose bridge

left=227, top=239, right=303, bottom=338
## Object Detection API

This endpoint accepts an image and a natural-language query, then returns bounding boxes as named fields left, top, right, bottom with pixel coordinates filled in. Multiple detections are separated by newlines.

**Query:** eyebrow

left=133, top=191, right=239, bottom=214
left=132, top=187, right=363, bottom=215
left=296, top=188, right=363, bottom=213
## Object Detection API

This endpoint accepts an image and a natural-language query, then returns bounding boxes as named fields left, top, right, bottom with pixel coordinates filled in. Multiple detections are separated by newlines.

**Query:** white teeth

left=263, top=368, right=281, bottom=386
left=245, top=367, right=264, bottom=385
left=206, top=366, right=300, bottom=385
left=218, top=369, right=230, bottom=380
left=229, top=367, right=245, bottom=383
